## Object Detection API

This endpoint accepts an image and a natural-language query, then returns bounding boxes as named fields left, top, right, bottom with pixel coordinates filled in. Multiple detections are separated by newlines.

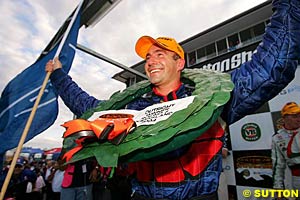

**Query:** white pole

left=55, top=0, right=83, bottom=58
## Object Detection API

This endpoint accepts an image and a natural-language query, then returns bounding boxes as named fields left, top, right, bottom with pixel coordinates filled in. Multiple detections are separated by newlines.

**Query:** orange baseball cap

left=135, top=36, right=185, bottom=59
left=281, top=102, right=300, bottom=116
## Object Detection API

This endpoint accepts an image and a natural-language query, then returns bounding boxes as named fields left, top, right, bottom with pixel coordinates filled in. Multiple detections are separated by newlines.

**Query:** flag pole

left=0, top=1, right=83, bottom=199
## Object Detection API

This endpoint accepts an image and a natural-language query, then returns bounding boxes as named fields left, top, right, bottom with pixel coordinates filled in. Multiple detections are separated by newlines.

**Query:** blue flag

left=0, top=9, right=81, bottom=156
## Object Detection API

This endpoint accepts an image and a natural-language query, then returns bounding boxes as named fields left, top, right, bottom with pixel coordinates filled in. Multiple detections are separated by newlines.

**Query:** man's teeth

left=150, top=69, right=160, bottom=73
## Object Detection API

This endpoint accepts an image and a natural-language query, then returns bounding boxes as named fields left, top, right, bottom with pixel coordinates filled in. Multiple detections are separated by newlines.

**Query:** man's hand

left=222, top=148, right=229, bottom=158
left=45, top=57, right=62, bottom=72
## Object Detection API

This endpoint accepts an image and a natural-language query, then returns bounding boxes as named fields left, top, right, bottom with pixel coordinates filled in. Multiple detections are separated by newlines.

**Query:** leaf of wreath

left=64, top=69, right=234, bottom=167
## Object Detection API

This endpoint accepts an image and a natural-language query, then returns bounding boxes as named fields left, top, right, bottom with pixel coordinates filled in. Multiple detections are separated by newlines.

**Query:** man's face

left=144, top=45, right=184, bottom=86
left=14, top=164, right=23, bottom=175
left=283, top=113, right=300, bottom=130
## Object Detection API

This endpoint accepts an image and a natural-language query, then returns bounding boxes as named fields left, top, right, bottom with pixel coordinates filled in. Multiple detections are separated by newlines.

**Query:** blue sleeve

left=224, top=0, right=300, bottom=124
left=50, top=69, right=101, bottom=117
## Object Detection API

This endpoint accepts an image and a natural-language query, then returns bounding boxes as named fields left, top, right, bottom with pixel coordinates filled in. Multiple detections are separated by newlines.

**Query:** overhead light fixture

left=84, top=0, right=122, bottom=28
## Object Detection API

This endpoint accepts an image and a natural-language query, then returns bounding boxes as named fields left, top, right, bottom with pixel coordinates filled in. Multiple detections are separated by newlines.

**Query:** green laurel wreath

left=63, top=68, right=234, bottom=167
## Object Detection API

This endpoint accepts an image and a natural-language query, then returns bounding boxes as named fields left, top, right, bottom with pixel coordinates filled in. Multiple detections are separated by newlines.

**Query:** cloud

left=1, top=0, right=267, bottom=149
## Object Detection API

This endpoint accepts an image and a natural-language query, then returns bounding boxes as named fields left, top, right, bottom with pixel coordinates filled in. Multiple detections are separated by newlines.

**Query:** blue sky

left=0, top=0, right=267, bottom=149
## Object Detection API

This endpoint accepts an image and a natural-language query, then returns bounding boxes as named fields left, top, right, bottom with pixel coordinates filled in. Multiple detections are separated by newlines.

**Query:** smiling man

left=45, top=0, right=300, bottom=199
left=137, top=37, right=185, bottom=95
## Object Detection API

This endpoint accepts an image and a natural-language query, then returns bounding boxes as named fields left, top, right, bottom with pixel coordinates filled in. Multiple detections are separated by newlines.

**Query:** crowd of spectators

left=0, top=156, right=129, bottom=200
